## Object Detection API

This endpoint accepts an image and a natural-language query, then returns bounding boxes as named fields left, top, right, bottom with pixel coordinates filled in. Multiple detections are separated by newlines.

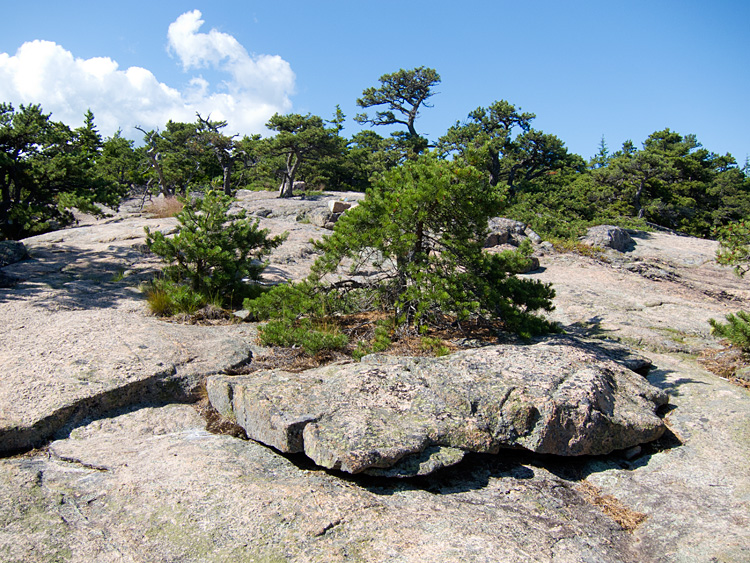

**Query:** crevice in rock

left=0, top=365, right=203, bottom=456
left=52, top=453, right=112, bottom=473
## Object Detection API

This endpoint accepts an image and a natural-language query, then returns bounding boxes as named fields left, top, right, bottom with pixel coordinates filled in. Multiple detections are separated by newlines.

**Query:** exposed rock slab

left=207, top=337, right=668, bottom=476
left=588, top=353, right=750, bottom=562
left=526, top=230, right=750, bottom=354
left=0, top=404, right=647, bottom=563
left=1, top=192, right=749, bottom=561
left=0, top=211, right=259, bottom=453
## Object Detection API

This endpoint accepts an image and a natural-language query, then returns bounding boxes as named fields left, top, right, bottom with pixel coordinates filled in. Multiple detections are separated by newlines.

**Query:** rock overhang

left=207, top=336, right=668, bottom=477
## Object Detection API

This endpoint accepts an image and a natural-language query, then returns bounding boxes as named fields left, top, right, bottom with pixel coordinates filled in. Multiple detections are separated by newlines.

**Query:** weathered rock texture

left=0, top=205, right=259, bottom=453
left=580, top=225, right=633, bottom=252
left=0, top=240, right=27, bottom=267
left=485, top=217, right=528, bottom=247
left=0, top=404, right=647, bottom=563
left=208, top=339, right=667, bottom=476
left=1, top=191, right=749, bottom=562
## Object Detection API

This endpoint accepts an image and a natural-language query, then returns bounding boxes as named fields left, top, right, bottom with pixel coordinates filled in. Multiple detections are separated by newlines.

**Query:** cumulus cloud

left=0, top=10, right=294, bottom=139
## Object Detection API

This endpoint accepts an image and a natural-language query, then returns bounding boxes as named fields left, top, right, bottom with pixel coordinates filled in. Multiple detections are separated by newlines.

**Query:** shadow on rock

left=272, top=436, right=682, bottom=497
left=0, top=243, right=158, bottom=310
left=648, top=366, right=711, bottom=396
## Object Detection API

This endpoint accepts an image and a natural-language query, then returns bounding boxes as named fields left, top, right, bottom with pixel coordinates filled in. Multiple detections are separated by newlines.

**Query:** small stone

left=540, top=241, right=555, bottom=253
left=328, top=200, right=352, bottom=213
left=233, top=309, right=251, bottom=321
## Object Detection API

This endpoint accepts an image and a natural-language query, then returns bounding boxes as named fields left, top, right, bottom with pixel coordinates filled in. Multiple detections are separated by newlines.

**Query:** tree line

left=2, top=66, right=749, bottom=241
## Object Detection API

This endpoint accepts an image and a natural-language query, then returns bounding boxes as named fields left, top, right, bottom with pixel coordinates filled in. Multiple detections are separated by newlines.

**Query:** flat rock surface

left=528, top=231, right=750, bottom=354
left=208, top=338, right=668, bottom=476
left=0, top=210, right=259, bottom=452
left=0, top=404, right=645, bottom=563
left=1, top=192, right=749, bottom=561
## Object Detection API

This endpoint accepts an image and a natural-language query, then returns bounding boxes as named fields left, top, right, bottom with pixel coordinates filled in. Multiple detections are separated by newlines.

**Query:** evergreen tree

left=275, top=153, right=556, bottom=335
left=0, top=104, right=122, bottom=239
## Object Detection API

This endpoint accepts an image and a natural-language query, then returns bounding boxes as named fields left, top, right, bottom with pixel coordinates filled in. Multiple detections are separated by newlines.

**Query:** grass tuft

left=145, top=197, right=184, bottom=218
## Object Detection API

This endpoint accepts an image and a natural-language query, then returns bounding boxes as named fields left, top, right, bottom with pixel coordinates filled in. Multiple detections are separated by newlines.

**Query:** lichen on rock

left=207, top=336, right=668, bottom=476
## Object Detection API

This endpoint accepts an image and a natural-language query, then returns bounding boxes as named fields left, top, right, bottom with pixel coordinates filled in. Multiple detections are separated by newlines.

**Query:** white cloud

left=0, top=10, right=294, bottom=139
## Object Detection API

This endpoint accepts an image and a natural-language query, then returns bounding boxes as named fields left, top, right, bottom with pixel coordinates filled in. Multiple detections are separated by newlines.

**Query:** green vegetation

left=0, top=104, right=126, bottom=240
left=710, top=220, right=750, bottom=353
left=264, top=113, right=342, bottom=197
left=716, top=220, right=750, bottom=277
left=710, top=311, right=750, bottom=353
left=355, top=66, right=440, bottom=160
left=144, top=191, right=285, bottom=313
left=310, top=153, right=555, bottom=334
left=4, top=65, right=750, bottom=359
left=246, top=154, right=557, bottom=355
left=4, top=66, right=747, bottom=243
left=143, top=278, right=217, bottom=317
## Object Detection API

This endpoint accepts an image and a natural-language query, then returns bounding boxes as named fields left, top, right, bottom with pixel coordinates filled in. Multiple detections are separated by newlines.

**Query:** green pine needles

left=247, top=153, right=556, bottom=351
left=709, top=311, right=750, bottom=352
left=144, top=190, right=285, bottom=314
left=710, top=222, right=750, bottom=353
left=716, top=220, right=750, bottom=278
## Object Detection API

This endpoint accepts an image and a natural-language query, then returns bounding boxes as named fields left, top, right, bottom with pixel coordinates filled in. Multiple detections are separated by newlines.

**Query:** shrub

left=310, top=153, right=556, bottom=334
left=709, top=311, right=750, bottom=352
left=245, top=153, right=557, bottom=355
left=145, top=191, right=286, bottom=310
left=420, top=336, right=451, bottom=357
left=257, top=319, right=348, bottom=355
left=352, top=321, right=393, bottom=360
left=716, top=220, right=750, bottom=277
left=143, top=278, right=214, bottom=316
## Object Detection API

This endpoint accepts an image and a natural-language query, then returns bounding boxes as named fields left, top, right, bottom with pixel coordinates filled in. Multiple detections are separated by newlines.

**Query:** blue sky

left=1, top=0, right=748, bottom=162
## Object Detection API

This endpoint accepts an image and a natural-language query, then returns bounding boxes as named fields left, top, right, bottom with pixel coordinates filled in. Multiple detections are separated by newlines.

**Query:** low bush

left=257, top=318, right=349, bottom=356
left=244, top=155, right=557, bottom=357
left=143, top=278, right=216, bottom=316
left=352, top=321, right=393, bottom=360
left=145, top=191, right=286, bottom=311
left=715, top=220, right=750, bottom=277
left=709, top=311, right=750, bottom=352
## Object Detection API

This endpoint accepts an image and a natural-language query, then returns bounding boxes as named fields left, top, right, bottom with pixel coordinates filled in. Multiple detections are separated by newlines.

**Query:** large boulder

left=580, top=225, right=633, bottom=252
left=0, top=240, right=27, bottom=267
left=207, top=337, right=668, bottom=477
left=485, top=218, right=527, bottom=247
left=303, top=207, right=342, bottom=230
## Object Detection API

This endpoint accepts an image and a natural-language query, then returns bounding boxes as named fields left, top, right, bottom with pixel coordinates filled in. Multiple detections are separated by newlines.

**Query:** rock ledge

left=207, top=336, right=668, bottom=476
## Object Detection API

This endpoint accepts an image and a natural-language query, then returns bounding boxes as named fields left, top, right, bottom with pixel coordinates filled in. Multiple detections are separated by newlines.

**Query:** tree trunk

left=151, top=153, right=170, bottom=196
left=0, top=180, right=10, bottom=231
left=278, top=152, right=300, bottom=198
left=635, top=179, right=645, bottom=218
left=278, top=178, right=293, bottom=198
left=222, top=164, right=232, bottom=196
left=488, top=150, right=501, bottom=187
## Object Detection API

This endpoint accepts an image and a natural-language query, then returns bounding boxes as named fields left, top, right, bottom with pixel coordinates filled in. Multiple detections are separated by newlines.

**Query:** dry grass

left=551, top=239, right=603, bottom=256
left=335, top=311, right=503, bottom=353
left=698, top=346, right=750, bottom=390
left=193, top=396, right=248, bottom=439
left=229, top=346, right=350, bottom=375
left=577, top=481, right=648, bottom=532
left=145, top=197, right=183, bottom=218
